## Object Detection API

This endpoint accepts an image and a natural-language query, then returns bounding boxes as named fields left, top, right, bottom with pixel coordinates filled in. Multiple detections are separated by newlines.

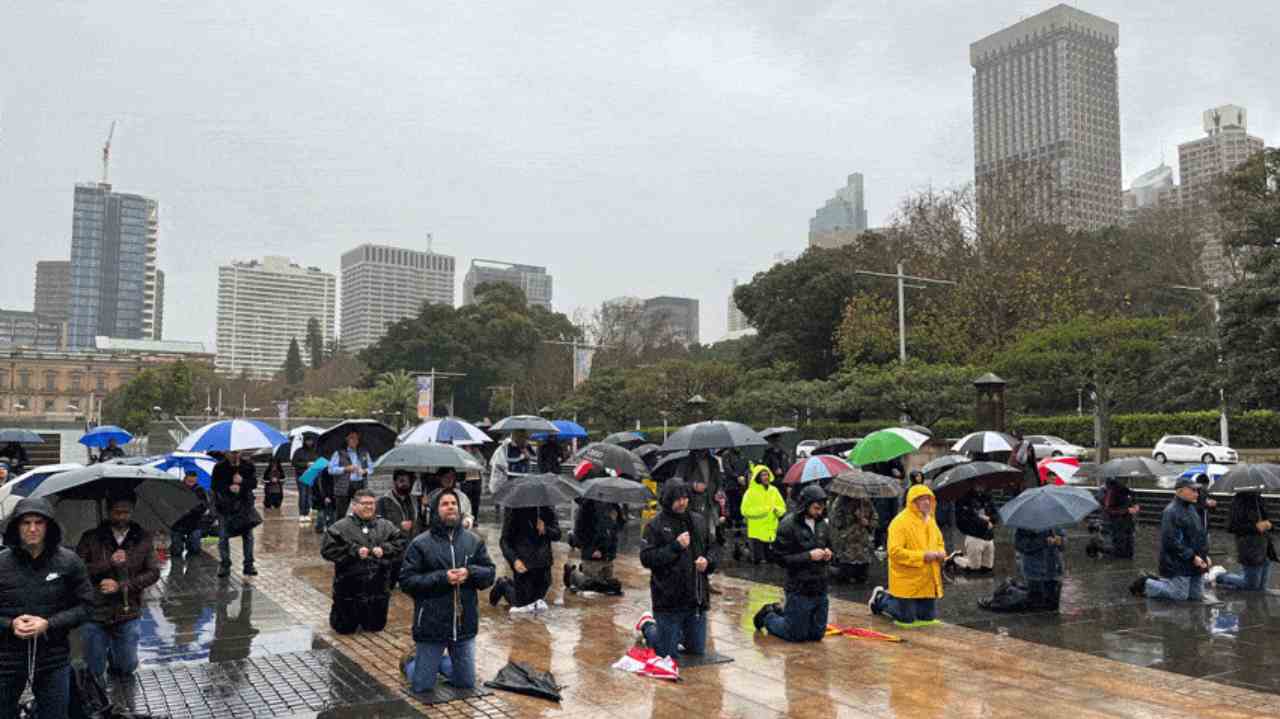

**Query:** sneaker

left=1129, top=575, right=1149, bottom=597
left=634, top=611, right=655, bottom=636
left=510, top=602, right=537, bottom=614
left=753, top=603, right=780, bottom=632
left=534, top=599, right=549, bottom=612
left=868, top=586, right=886, bottom=615
left=489, top=578, right=507, bottom=607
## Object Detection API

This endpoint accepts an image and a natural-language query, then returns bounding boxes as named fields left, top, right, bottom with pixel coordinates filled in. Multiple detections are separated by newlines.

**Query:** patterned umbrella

left=783, top=455, right=853, bottom=485
left=829, top=470, right=901, bottom=499
left=951, top=431, right=1018, bottom=455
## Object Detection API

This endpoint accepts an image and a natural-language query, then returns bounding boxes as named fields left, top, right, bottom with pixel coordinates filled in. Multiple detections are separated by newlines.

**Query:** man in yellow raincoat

left=868, top=484, right=946, bottom=627
left=740, top=465, right=787, bottom=564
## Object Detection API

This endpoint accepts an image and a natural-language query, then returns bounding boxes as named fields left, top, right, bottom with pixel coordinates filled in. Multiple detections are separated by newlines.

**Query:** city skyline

left=3, top=2, right=1278, bottom=345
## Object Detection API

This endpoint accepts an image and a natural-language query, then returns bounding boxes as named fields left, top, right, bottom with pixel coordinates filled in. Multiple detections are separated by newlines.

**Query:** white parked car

left=1152, top=435, right=1238, bottom=464
left=1025, top=435, right=1088, bottom=459
left=795, top=440, right=820, bottom=459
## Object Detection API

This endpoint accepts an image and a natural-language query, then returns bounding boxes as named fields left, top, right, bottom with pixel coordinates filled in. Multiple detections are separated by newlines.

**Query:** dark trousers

left=764, top=592, right=829, bottom=642
left=0, top=664, right=71, bottom=719
left=334, top=495, right=352, bottom=521
left=1104, top=516, right=1135, bottom=558
left=750, top=539, right=771, bottom=564
left=833, top=562, right=869, bottom=583
left=263, top=484, right=284, bottom=509
left=873, top=498, right=898, bottom=547
left=330, top=591, right=391, bottom=634
left=218, top=518, right=255, bottom=570
left=463, top=480, right=482, bottom=525
left=1027, top=580, right=1061, bottom=610
left=498, top=566, right=552, bottom=607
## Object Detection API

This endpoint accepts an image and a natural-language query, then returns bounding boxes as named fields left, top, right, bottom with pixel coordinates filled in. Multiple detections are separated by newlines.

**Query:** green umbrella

left=847, top=427, right=929, bottom=467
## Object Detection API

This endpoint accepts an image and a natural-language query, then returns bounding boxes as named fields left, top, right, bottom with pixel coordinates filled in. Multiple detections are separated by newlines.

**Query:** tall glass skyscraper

left=67, top=183, right=162, bottom=348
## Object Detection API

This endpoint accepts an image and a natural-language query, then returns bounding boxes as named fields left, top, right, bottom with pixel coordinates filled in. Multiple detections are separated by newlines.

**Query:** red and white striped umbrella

left=1037, top=457, right=1080, bottom=485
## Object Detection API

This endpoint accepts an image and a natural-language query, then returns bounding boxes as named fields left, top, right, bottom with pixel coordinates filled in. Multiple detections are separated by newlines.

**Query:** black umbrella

left=651, top=451, right=690, bottom=481
left=759, top=426, right=798, bottom=439
left=0, top=429, right=44, bottom=444
left=491, top=473, right=582, bottom=508
left=633, top=443, right=661, bottom=459
left=660, top=421, right=766, bottom=452
left=579, top=476, right=656, bottom=505
left=373, top=444, right=484, bottom=473
left=602, top=431, right=648, bottom=449
left=572, top=443, right=648, bottom=480
left=484, top=661, right=562, bottom=702
left=27, top=464, right=198, bottom=540
left=812, top=438, right=860, bottom=457
left=921, top=454, right=971, bottom=481
left=1214, top=464, right=1280, bottom=494
left=930, top=461, right=1022, bottom=502
left=829, top=470, right=901, bottom=499
left=317, top=419, right=397, bottom=460
left=1077, top=456, right=1169, bottom=482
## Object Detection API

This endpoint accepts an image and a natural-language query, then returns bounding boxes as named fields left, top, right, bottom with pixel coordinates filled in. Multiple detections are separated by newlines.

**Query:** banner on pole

left=275, top=400, right=289, bottom=423
left=573, top=347, right=595, bottom=388
left=417, top=376, right=435, bottom=419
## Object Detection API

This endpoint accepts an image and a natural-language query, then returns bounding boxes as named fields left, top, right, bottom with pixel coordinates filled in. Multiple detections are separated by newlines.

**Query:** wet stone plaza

left=103, top=493, right=1280, bottom=718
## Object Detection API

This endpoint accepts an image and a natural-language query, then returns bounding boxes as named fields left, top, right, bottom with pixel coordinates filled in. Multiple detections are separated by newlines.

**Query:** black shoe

left=217, top=566, right=231, bottom=578
left=753, top=602, right=781, bottom=632
left=243, top=566, right=258, bottom=576
left=1129, top=575, right=1149, bottom=596
left=489, top=578, right=506, bottom=607
left=563, top=563, right=575, bottom=590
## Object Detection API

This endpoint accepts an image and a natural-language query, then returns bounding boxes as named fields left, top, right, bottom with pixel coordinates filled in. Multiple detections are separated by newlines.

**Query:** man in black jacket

left=291, top=434, right=320, bottom=525
left=1131, top=478, right=1208, bottom=600
left=1088, top=477, right=1139, bottom=559
left=564, top=499, right=624, bottom=595
left=490, top=504, right=561, bottom=613
left=399, top=489, right=495, bottom=694
left=170, top=469, right=209, bottom=561
left=947, top=489, right=998, bottom=574
left=1213, top=490, right=1274, bottom=591
left=635, top=480, right=718, bottom=659
left=321, top=489, right=407, bottom=634
left=211, top=450, right=258, bottom=578
left=0, top=497, right=95, bottom=718
left=753, top=484, right=832, bottom=642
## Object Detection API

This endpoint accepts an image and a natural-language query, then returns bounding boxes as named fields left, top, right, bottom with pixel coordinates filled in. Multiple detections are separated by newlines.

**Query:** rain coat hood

left=887, top=484, right=945, bottom=599
left=659, top=479, right=690, bottom=512
left=3, top=496, right=63, bottom=549
left=750, top=464, right=774, bottom=485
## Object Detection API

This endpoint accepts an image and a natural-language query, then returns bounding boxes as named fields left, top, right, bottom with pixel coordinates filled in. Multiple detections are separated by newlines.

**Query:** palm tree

left=374, top=370, right=418, bottom=429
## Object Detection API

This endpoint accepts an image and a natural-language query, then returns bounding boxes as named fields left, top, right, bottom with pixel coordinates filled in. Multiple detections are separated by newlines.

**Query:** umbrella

left=759, top=426, right=798, bottom=439
left=491, top=473, right=582, bottom=508
left=1037, top=457, right=1080, bottom=486
left=929, top=461, right=1022, bottom=502
left=1179, top=463, right=1232, bottom=482
left=298, top=457, right=329, bottom=487
left=484, top=661, right=563, bottom=702
left=78, top=425, right=133, bottom=449
left=0, top=464, right=83, bottom=520
left=149, top=452, right=218, bottom=489
left=178, top=419, right=288, bottom=453
left=829, top=470, right=901, bottom=499
left=660, top=421, right=766, bottom=452
left=811, top=438, right=860, bottom=457
left=579, top=476, right=656, bottom=505
left=317, top=419, right=397, bottom=460
left=0, top=429, right=44, bottom=444
left=1213, top=464, right=1280, bottom=494
left=783, top=455, right=853, bottom=485
left=998, top=485, right=1100, bottom=531
left=372, top=443, right=483, bottom=474
left=533, top=420, right=588, bottom=441
left=603, top=431, right=648, bottom=449
left=951, top=431, right=1018, bottom=455
left=901, top=424, right=933, bottom=438
left=401, top=417, right=492, bottom=446
left=275, top=425, right=325, bottom=462
left=633, top=443, right=661, bottom=459
left=573, top=443, right=649, bottom=480
left=650, top=451, right=689, bottom=481
left=1084, top=456, right=1169, bottom=481
left=491, top=415, right=559, bottom=434
left=921, top=455, right=970, bottom=481
left=847, top=428, right=930, bottom=467
left=27, top=464, right=199, bottom=538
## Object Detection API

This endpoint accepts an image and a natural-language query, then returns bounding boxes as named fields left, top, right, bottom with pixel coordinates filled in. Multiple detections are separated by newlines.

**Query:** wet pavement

left=99, top=490, right=1280, bottom=718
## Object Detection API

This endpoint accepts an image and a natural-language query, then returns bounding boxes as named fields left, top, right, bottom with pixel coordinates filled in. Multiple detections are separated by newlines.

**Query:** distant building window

left=17, top=371, right=30, bottom=389
left=70, top=373, right=83, bottom=391
left=44, top=371, right=57, bottom=391
left=44, top=399, right=55, bottom=413
left=96, top=375, right=107, bottom=392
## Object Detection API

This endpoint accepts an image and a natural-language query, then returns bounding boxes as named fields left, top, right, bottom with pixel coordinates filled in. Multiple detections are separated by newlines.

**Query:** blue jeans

left=81, top=619, right=142, bottom=677
left=218, top=518, right=255, bottom=569
left=1145, top=574, right=1205, bottom=602
left=170, top=528, right=203, bottom=558
left=642, top=610, right=707, bottom=659
left=764, top=592, right=828, bottom=642
left=872, top=593, right=937, bottom=623
left=296, top=479, right=312, bottom=516
left=0, top=663, right=71, bottom=719
left=1217, top=563, right=1272, bottom=591
left=407, top=638, right=476, bottom=693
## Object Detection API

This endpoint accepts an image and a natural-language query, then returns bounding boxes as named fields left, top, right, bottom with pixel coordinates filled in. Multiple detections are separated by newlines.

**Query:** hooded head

left=905, top=484, right=936, bottom=518
left=749, top=464, right=774, bottom=486
left=428, top=487, right=463, bottom=532
left=3, top=496, right=63, bottom=552
left=797, top=483, right=827, bottom=518
left=660, top=479, right=690, bottom=514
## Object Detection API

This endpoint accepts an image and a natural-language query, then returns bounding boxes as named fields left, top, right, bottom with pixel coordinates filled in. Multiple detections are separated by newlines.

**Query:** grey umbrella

left=661, top=421, right=766, bottom=452
left=491, top=473, right=582, bottom=508
left=998, top=485, right=1100, bottom=531
left=651, top=451, right=690, bottom=481
left=1213, top=464, right=1280, bottom=494
left=921, top=454, right=971, bottom=481
left=829, top=470, right=901, bottom=499
left=27, top=464, right=198, bottom=540
left=759, top=426, right=798, bottom=439
left=1078, top=456, right=1169, bottom=482
left=811, top=438, right=860, bottom=457
left=579, top=476, right=656, bottom=505
left=491, top=415, right=560, bottom=434
left=602, top=431, right=648, bottom=449
left=0, top=429, right=44, bottom=444
left=373, top=443, right=483, bottom=473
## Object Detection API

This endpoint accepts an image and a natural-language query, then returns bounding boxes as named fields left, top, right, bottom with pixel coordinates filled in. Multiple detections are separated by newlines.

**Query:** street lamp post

left=1170, top=285, right=1229, bottom=446
left=852, top=263, right=957, bottom=363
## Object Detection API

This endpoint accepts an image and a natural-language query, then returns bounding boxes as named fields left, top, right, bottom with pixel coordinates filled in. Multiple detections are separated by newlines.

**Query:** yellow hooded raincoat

left=887, top=484, right=946, bottom=599
left=740, top=465, right=787, bottom=543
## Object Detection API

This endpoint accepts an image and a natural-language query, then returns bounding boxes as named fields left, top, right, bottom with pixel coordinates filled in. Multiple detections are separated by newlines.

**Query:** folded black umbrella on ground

left=484, top=661, right=562, bottom=702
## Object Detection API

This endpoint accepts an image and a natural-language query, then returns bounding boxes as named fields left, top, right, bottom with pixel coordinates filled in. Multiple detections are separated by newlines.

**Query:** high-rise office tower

left=727, top=279, right=750, bottom=334
left=33, top=261, right=71, bottom=324
left=462, top=260, right=553, bottom=309
left=809, top=173, right=868, bottom=249
left=67, top=183, right=161, bottom=347
left=971, top=4, right=1122, bottom=230
left=642, top=296, right=700, bottom=347
left=339, top=243, right=455, bottom=353
left=1122, top=164, right=1179, bottom=223
left=215, top=256, right=336, bottom=379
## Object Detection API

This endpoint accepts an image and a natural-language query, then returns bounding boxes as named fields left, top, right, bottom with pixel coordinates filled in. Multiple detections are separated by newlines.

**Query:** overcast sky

left=2, top=1, right=1276, bottom=346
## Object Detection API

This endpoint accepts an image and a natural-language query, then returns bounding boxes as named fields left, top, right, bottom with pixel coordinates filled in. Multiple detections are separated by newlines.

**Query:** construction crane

left=101, top=121, right=115, bottom=184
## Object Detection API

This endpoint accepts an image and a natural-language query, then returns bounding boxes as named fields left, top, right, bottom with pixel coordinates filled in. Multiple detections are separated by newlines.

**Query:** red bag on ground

left=612, top=646, right=679, bottom=681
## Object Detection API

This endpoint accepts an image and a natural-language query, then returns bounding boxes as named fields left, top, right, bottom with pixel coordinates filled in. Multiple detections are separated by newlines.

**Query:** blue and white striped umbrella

left=178, top=419, right=288, bottom=453
left=149, top=452, right=218, bottom=489
left=401, top=417, right=492, bottom=446
left=1180, top=463, right=1232, bottom=483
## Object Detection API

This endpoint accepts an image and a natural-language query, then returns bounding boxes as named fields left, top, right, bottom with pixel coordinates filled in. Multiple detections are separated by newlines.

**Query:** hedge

left=606, top=410, right=1280, bottom=449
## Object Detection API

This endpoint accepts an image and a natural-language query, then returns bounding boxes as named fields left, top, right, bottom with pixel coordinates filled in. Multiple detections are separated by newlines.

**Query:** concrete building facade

left=727, top=279, right=750, bottom=334
left=33, top=261, right=71, bottom=324
left=462, top=260, right=553, bottom=309
left=971, top=4, right=1122, bottom=231
left=339, top=244, right=455, bottom=353
left=215, top=256, right=336, bottom=379
left=643, top=296, right=700, bottom=347
left=0, top=311, right=65, bottom=351
left=809, top=173, right=868, bottom=248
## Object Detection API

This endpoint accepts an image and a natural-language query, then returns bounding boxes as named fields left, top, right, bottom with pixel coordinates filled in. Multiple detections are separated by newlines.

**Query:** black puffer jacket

left=499, top=506, right=561, bottom=570
left=399, top=490, right=496, bottom=643
left=0, top=497, right=95, bottom=675
left=1158, top=497, right=1207, bottom=578
left=773, top=485, right=833, bottom=596
left=956, top=492, right=998, bottom=540
left=1228, top=492, right=1273, bottom=567
left=639, top=481, right=718, bottom=612
left=210, top=459, right=257, bottom=517
left=573, top=499, right=624, bottom=561
left=320, top=513, right=407, bottom=598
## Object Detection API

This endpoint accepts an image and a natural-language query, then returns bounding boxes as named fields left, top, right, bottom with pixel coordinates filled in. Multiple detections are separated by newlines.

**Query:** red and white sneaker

left=634, top=611, right=655, bottom=636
